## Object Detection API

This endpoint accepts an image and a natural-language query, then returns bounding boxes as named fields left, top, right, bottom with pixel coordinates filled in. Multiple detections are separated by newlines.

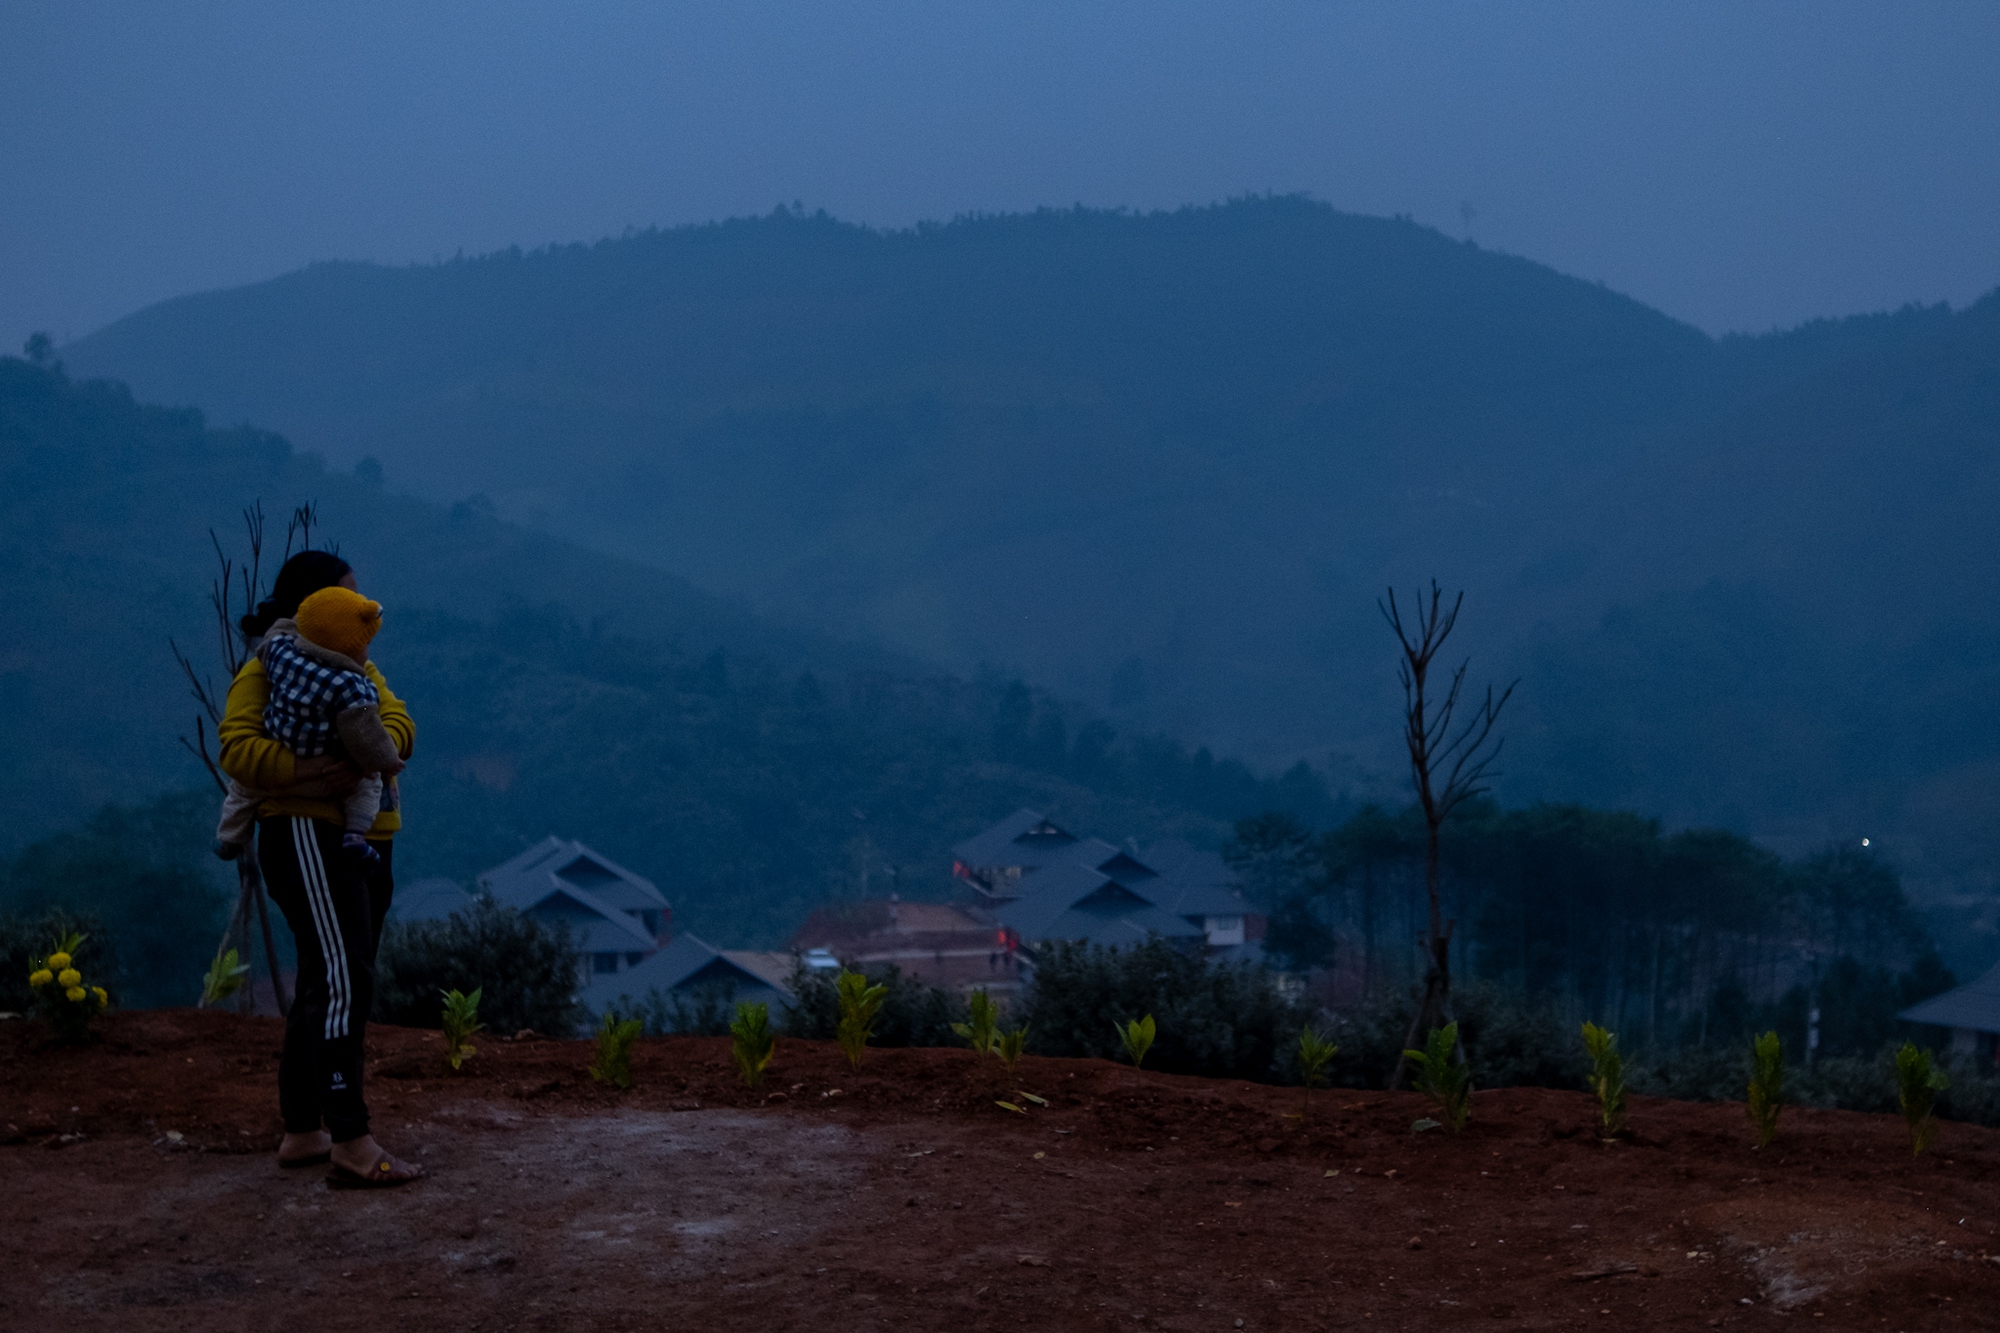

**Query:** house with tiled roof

left=949, top=810, right=1265, bottom=958
left=578, top=932, right=793, bottom=1024
left=788, top=896, right=1022, bottom=992
left=478, top=837, right=671, bottom=985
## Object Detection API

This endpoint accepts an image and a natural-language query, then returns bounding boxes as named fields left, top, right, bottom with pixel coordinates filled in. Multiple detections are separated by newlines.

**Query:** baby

left=214, top=586, right=406, bottom=865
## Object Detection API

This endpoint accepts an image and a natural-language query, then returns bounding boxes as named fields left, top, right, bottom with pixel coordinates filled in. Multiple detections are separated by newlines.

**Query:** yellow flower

left=57, top=968, right=82, bottom=988
left=65, top=986, right=86, bottom=1003
left=92, top=987, right=108, bottom=1008
left=47, top=951, right=71, bottom=971
left=29, top=969, right=53, bottom=988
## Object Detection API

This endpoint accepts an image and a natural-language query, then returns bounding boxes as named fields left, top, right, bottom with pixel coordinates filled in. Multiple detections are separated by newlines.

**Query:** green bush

left=590, top=1011, right=643, bottom=1090
left=952, top=988, right=1001, bottom=1056
left=615, top=979, right=741, bottom=1036
left=1746, top=1031, right=1785, bottom=1148
left=375, top=899, right=579, bottom=1035
left=0, top=793, right=227, bottom=1008
left=835, top=970, right=890, bottom=1071
left=784, top=962, right=961, bottom=1047
left=1895, top=1042, right=1948, bottom=1154
left=1023, top=938, right=1315, bottom=1082
left=1405, top=1023, right=1472, bottom=1133
left=1581, top=1022, right=1627, bottom=1135
left=731, top=1000, right=776, bottom=1089
left=1, top=907, right=111, bottom=1015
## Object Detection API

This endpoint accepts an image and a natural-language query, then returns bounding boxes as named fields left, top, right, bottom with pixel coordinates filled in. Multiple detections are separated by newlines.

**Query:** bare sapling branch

left=1381, top=580, right=1517, bottom=1088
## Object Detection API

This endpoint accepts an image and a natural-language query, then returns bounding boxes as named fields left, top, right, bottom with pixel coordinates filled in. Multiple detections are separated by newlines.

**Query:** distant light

left=1861, top=838, right=1870, bottom=847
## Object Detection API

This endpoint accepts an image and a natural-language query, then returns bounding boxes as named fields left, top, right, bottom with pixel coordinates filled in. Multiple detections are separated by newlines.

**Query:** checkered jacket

left=258, top=633, right=379, bottom=759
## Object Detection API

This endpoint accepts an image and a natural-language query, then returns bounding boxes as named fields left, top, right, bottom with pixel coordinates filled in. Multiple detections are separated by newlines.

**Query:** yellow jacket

left=217, top=656, right=414, bottom=834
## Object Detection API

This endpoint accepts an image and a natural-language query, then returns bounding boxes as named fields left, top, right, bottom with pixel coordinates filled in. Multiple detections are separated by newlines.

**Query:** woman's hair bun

left=240, top=549, right=354, bottom=640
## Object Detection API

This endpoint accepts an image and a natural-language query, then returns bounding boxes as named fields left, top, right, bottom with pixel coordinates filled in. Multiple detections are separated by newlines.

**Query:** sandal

left=278, top=1150, right=332, bottom=1169
left=326, top=1152, right=425, bottom=1189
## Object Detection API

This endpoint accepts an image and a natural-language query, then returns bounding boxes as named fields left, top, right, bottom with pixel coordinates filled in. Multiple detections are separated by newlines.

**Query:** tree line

left=1228, top=800, right=1953, bottom=1059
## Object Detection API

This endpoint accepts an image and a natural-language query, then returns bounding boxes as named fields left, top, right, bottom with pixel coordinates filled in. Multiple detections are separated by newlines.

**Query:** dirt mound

left=4, top=1010, right=1997, bottom=1330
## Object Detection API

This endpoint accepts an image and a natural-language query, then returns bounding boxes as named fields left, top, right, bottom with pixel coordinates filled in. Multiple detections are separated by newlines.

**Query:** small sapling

left=199, top=946, right=250, bottom=1007
left=952, top=989, right=1000, bottom=1057
left=1894, top=1042, right=1949, bottom=1156
left=1403, top=1023, right=1470, bottom=1134
left=1580, top=1022, right=1627, bottom=1137
left=1297, top=1027, right=1339, bottom=1118
left=996, top=1024, right=1029, bottom=1076
left=1746, top=1030, right=1784, bottom=1148
left=439, top=987, right=483, bottom=1070
left=731, top=1000, right=776, bottom=1090
left=589, top=1011, right=643, bottom=1090
left=1117, top=1014, right=1157, bottom=1070
left=835, top=970, right=890, bottom=1071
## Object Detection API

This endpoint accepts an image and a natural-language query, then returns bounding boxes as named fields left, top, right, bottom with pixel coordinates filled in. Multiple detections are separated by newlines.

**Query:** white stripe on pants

left=294, top=816, right=353, bottom=1040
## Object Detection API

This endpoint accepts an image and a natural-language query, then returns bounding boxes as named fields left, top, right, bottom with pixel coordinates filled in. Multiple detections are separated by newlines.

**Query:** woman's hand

left=295, top=754, right=365, bottom=796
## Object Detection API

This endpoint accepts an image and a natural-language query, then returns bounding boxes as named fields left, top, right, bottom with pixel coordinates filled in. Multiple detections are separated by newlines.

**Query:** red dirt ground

left=4, top=1010, right=1997, bottom=1331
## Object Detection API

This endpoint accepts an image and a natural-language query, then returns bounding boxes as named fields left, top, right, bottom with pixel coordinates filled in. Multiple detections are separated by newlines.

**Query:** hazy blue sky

left=4, top=1, right=1997, bottom=352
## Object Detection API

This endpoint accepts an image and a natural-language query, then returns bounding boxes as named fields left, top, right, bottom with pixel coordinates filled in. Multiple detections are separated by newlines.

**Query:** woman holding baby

left=217, top=550, right=425, bottom=1188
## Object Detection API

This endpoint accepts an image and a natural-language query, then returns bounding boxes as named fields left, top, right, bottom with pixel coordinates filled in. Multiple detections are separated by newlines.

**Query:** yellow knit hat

left=294, top=586, right=382, bottom=661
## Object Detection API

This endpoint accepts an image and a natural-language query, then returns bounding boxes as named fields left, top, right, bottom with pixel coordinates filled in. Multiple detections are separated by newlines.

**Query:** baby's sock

left=341, top=832, right=382, bottom=866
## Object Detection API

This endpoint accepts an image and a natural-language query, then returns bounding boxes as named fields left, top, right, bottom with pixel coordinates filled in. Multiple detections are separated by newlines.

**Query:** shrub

left=834, top=970, right=890, bottom=1071
left=785, top=962, right=961, bottom=1047
left=441, top=987, right=483, bottom=1070
left=1118, top=1014, right=1157, bottom=1069
left=952, top=989, right=1001, bottom=1056
left=25, top=929, right=111, bottom=1042
left=731, top=1000, right=776, bottom=1089
left=375, top=899, right=578, bottom=1034
left=1895, top=1042, right=1948, bottom=1155
left=613, top=980, right=740, bottom=1037
left=1581, top=1022, right=1627, bottom=1136
left=0, top=792, right=228, bottom=1009
left=1405, top=1023, right=1470, bottom=1134
left=1453, top=983, right=1589, bottom=1091
left=1023, top=938, right=1315, bottom=1082
left=1, top=908, right=111, bottom=1016
left=1747, top=1030, right=1784, bottom=1148
left=590, top=1011, right=643, bottom=1090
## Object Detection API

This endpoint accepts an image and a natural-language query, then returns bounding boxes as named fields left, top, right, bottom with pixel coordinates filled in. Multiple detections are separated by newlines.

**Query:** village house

left=477, top=837, right=671, bottom=983
left=951, top=808, right=1265, bottom=957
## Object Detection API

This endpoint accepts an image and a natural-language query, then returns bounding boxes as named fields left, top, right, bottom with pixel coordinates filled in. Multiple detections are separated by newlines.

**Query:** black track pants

left=259, top=815, right=395, bottom=1143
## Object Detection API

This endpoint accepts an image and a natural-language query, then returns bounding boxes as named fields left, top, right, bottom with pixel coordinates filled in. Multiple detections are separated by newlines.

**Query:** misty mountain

left=0, top=357, right=1339, bottom=942
left=57, top=197, right=2000, bottom=933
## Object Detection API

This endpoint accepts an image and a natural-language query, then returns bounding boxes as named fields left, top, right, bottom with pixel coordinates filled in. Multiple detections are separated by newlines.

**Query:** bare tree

left=171, top=502, right=318, bottom=1014
left=1381, top=581, right=1515, bottom=1086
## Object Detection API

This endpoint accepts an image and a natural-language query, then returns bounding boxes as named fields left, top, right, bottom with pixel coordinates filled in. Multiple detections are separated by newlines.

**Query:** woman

left=217, top=550, right=424, bottom=1188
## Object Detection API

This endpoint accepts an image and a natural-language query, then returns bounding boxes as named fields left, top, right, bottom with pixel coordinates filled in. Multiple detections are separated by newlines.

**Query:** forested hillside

left=0, top=357, right=1338, bottom=944
left=59, top=199, right=2000, bottom=953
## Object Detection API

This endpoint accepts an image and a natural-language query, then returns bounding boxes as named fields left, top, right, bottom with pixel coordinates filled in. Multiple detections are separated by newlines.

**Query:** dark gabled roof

left=1139, top=839, right=1246, bottom=918
left=513, top=883, right=659, bottom=952
left=1900, top=961, right=2000, bottom=1034
left=998, top=866, right=1204, bottom=944
left=952, top=809, right=1082, bottom=869
left=577, top=931, right=790, bottom=1018
left=479, top=836, right=668, bottom=914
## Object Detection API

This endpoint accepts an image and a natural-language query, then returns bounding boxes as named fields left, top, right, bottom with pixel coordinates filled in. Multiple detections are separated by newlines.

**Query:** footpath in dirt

left=3, top=1010, right=1997, bottom=1332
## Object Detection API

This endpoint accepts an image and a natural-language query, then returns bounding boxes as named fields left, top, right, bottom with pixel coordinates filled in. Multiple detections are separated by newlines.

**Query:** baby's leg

left=215, top=780, right=264, bottom=860
left=339, top=776, right=385, bottom=865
